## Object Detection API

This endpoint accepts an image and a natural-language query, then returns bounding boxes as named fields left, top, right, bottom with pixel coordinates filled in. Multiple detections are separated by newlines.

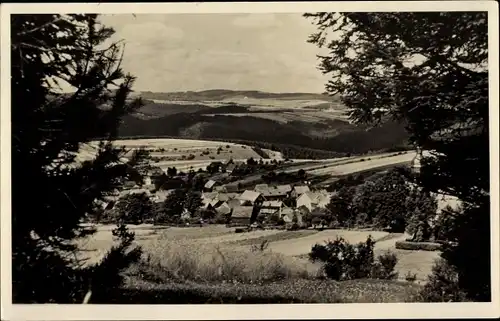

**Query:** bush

left=395, top=241, right=441, bottom=251
left=309, top=236, right=397, bottom=281
left=405, top=271, right=417, bottom=283
left=371, top=251, right=399, bottom=280
left=419, top=259, right=468, bottom=302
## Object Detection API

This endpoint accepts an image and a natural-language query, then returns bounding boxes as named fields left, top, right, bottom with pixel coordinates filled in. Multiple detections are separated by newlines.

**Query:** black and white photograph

left=1, top=1, right=499, bottom=319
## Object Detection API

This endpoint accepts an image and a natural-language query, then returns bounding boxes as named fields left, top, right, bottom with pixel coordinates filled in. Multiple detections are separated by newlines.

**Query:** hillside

left=115, top=90, right=411, bottom=158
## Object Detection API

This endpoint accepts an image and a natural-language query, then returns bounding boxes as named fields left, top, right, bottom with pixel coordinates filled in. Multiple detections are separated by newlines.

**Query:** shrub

left=371, top=251, right=399, bottom=280
left=395, top=241, right=441, bottom=251
left=405, top=271, right=417, bottom=283
left=308, top=236, right=397, bottom=281
left=419, top=259, right=468, bottom=302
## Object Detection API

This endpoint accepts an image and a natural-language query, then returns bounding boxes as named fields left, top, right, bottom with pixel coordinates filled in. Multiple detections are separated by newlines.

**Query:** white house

left=291, top=185, right=310, bottom=198
left=238, top=190, right=264, bottom=206
left=296, top=191, right=331, bottom=212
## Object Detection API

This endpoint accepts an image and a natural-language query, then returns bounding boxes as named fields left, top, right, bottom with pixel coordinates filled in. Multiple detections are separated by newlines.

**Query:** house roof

left=262, top=200, right=283, bottom=208
left=227, top=199, right=241, bottom=209
left=214, top=186, right=227, bottom=192
left=231, top=206, right=254, bottom=218
left=239, top=190, right=262, bottom=202
left=281, top=207, right=295, bottom=216
left=261, top=187, right=289, bottom=197
left=125, top=188, right=150, bottom=195
left=276, top=184, right=292, bottom=193
left=216, top=202, right=232, bottom=215
left=154, top=190, right=173, bottom=202
left=202, top=192, right=218, bottom=200
left=217, top=193, right=239, bottom=202
left=204, top=180, right=218, bottom=189
left=255, top=183, right=269, bottom=191
left=261, top=208, right=279, bottom=215
left=293, top=185, right=310, bottom=195
left=225, top=183, right=239, bottom=192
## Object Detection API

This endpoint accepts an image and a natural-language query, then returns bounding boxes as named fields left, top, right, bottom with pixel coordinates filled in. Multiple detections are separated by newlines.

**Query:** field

left=76, top=138, right=284, bottom=172
left=75, top=224, right=439, bottom=286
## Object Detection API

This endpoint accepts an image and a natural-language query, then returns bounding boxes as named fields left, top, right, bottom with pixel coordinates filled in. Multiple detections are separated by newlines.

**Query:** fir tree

left=11, top=14, right=145, bottom=303
left=306, top=12, right=489, bottom=301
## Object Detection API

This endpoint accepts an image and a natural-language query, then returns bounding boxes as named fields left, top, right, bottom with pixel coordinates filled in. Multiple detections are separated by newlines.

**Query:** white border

left=1, top=1, right=499, bottom=320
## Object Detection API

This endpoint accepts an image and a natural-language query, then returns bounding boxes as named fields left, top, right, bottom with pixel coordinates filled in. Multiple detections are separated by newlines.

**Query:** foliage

left=155, top=189, right=186, bottom=223
left=405, top=188, right=438, bottom=241
left=184, top=191, right=204, bottom=215
left=326, top=186, right=356, bottom=227
left=113, top=192, right=154, bottom=225
left=419, top=259, right=468, bottom=302
left=432, top=205, right=461, bottom=242
left=166, top=167, right=177, bottom=177
left=352, top=169, right=412, bottom=230
left=85, top=224, right=143, bottom=303
left=306, top=11, right=489, bottom=301
left=11, top=14, right=145, bottom=303
left=309, top=236, right=397, bottom=281
left=371, top=252, right=399, bottom=280
left=395, top=241, right=442, bottom=251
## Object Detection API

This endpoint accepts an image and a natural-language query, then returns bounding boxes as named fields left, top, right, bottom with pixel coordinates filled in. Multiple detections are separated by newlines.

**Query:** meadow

left=76, top=224, right=440, bottom=293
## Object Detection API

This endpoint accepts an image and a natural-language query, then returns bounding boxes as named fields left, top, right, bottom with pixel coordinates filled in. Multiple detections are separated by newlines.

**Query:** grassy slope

left=112, top=277, right=422, bottom=304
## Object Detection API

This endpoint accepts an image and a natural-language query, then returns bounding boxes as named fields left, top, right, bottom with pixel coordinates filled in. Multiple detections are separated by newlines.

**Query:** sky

left=98, top=13, right=330, bottom=93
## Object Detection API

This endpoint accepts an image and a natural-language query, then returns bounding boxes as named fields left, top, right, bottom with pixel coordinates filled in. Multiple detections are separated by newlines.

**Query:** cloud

left=232, top=14, right=283, bottom=29
left=120, top=22, right=184, bottom=46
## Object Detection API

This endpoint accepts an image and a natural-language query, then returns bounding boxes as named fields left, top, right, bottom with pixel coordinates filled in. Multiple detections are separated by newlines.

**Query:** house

left=238, top=190, right=264, bottom=206
left=226, top=198, right=241, bottom=209
left=217, top=192, right=239, bottom=203
left=201, top=192, right=219, bottom=208
left=254, top=183, right=269, bottom=193
left=124, top=188, right=151, bottom=196
left=281, top=207, right=301, bottom=224
left=144, top=176, right=152, bottom=186
left=260, top=185, right=290, bottom=200
left=122, top=180, right=137, bottom=190
left=216, top=202, right=232, bottom=216
left=291, top=185, right=310, bottom=198
left=214, top=186, right=227, bottom=192
left=229, top=206, right=255, bottom=226
left=203, top=179, right=220, bottom=192
left=225, top=164, right=237, bottom=174
left=153, top=190, right=173, bottom=203
left=224, top=183, right=240, bottom=193
left=296, top=191, right=331, bottom=212
left=260, top=200, right=284, bottom=216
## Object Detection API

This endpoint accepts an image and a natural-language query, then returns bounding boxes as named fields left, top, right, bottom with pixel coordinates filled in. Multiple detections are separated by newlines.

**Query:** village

left=94, top=151, right=425, bottom=230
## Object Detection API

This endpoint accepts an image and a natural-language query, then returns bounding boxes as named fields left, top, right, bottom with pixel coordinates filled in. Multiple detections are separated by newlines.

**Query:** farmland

left=75, top=224, right=439, bottom=289
left=78, top=138, right=284, bottom=172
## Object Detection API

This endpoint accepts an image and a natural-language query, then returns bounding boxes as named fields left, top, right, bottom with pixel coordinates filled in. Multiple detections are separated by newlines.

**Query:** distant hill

left=139, top=89, right=336, bottom=102
left=109, top=89, right=411, bottom=158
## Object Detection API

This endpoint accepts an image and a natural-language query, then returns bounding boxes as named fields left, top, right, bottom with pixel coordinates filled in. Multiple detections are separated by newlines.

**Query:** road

left=227, top=151, right=415, bottom=187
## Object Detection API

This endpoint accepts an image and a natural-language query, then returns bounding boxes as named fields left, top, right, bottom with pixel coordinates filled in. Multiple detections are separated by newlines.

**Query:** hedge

left=395, top=241, right=442, bottom=251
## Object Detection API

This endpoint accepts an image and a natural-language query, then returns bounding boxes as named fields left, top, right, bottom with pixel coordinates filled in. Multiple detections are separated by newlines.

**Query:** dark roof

left=261, top=187, right=289, bottom=197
